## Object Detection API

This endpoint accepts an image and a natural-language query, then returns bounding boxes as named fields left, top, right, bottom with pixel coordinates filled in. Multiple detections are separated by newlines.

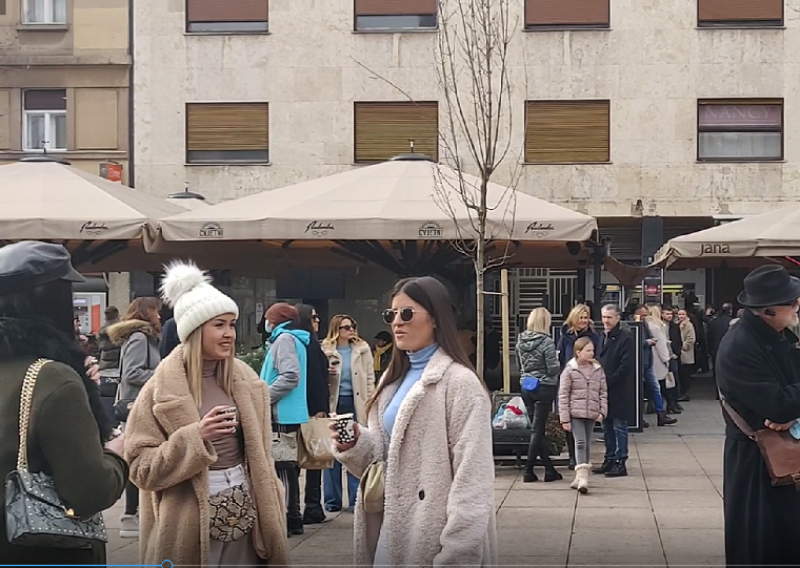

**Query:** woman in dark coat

left=717, top=265, right=800, bottom=568
left=0, top=241, right=128, bottom=565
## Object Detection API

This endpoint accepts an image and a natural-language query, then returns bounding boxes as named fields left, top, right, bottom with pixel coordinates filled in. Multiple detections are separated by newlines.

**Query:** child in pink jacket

left=558, top=336, right=608, bottom=494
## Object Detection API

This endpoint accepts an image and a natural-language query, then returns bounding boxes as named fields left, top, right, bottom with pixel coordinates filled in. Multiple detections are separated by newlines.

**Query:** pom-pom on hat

left=160, top=260, right=239, bottom=342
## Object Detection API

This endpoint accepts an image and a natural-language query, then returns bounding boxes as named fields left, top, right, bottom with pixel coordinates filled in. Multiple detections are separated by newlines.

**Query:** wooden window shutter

left=698, top=0, right=782, bottom=23
left=525, top=101, right=610, bottom=164
left=354, top=102, right=438, bottom=163
left=186, top=103, right=269, bottom=151
left=187, top=0, right=268, bottom=22
left=355, top=0, right=436, bottom=16
left=526, top=0, right=609, bottom=26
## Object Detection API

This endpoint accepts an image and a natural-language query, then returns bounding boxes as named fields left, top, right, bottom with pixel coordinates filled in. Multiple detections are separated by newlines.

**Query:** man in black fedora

left=716, top=265, right=800, bottom=567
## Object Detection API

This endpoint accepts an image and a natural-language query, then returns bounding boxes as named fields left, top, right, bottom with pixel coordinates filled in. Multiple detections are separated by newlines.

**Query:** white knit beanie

left=160, top=261, right=239, bottom=342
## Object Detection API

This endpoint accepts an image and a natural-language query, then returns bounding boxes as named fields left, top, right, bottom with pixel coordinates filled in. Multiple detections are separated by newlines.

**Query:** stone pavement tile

left=660, top=528, right=725, bottom=562
left=501, top=488, right=578, bottom=508
left=572, top=489, right=652, bottom=509
left=708, top=475, right=723, bottom=493
left=497, top=506, right=574, bottom=530
left=644, top=475, right=717, bottom=491
left=496, top=488, right=512, bottom=508
left=649, top=489, right=721, bottom=509
left=498, top=555, right=566, bottom=566
left=573, top=507, right=657, bottom=530
left=654, top=507, right=723, bottom=530
left=290, top=528, right=354, bottom=554
left=108, top=542, right=139, bottom=564
left=590, top=473, right=647, bottom=491
left=568, top=554, right=666, bottom=567
left=568, top=528, right=662, bottom=556
left=289, top=555, right=354, bottom=566
left=497, top=528, right=571, bottom=556
left=666, top=557, right=725, bottom=567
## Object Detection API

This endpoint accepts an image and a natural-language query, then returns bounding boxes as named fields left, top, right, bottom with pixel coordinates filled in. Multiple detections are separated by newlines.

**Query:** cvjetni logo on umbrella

left=525, top=222, right=555, bottom=238
left=419, top=222, right=443, bottom=238
left=305, top=221, right=335, bottom=237
left=199, top=223, right=224, bottom=238
left=80, top=222, right=109, bottom=236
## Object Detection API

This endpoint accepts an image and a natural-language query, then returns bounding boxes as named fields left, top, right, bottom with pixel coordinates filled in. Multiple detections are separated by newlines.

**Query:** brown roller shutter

left=187, top=0, right=268, bottom=22
left=354, top=102, right=438, bottom=163
left=186, top=103, right=269, bottom=151
left=525, top=101, right=610, bottom=164
left=526, top=0, right=609, bottom=26
left=698, top=0, right=782, bottom=23
left=24, top=89, right=67, bottom=111
left=355, top=0, right=437, bottom=16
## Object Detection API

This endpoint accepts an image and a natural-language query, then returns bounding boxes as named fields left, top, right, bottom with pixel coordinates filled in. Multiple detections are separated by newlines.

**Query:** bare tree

left=432, top=0, right=520, bottom=381
left=351, top=0, right=521, bottom=382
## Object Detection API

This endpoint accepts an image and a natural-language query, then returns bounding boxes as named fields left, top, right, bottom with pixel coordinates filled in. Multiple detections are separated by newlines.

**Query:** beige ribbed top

left=199, top=360, right=244, bottom=470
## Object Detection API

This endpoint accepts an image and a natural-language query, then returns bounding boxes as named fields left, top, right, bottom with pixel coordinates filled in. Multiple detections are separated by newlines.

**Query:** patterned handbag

left=208, top=483, right=257, bottom=542
left=5, top=359, right=108, bottom=549
left=271, top=430, right=299, bottom=463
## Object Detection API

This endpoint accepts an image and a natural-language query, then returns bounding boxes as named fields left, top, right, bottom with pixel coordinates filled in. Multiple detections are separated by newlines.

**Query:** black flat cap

left=0, top=241, right=83, bottom=295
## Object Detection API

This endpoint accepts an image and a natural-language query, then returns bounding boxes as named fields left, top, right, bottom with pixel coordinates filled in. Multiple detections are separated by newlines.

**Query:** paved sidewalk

left=108, top=394, right=725, bottom=566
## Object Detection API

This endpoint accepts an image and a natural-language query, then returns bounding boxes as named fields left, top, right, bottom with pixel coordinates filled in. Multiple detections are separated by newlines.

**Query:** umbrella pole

left=501, top=269, right=511, bottom=393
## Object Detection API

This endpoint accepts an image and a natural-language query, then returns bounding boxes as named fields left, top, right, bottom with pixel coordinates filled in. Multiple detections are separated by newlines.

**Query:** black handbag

left=5, top=358, right=108, bottom=548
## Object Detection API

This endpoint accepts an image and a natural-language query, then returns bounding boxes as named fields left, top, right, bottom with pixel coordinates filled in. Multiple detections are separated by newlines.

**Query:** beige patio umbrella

left=150, top=157, right=597, bottom=246
left=653, top=203, right=800, bottom=266
left=0, top=160, right=185, bottom=240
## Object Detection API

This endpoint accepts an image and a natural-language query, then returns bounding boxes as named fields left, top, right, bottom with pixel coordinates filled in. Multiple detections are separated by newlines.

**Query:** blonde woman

left=677, top=308, right=697, bottom=399
left=322, top=314, right=375, bottom=512
left=516, top=307, right=562, bottom=483
left=124, top=262, right=289, bottom=566
left=645, top=305, right=678, bottom=426
left=556, top=304, right=600, bottom=469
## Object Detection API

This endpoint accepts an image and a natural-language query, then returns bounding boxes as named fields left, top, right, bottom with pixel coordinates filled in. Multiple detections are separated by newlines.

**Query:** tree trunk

left=475, top=236, right=485, bottom=382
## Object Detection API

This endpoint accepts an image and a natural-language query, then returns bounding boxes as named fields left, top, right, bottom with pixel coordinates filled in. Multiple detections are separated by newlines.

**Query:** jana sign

left=699, top=243, right=731, bottom=255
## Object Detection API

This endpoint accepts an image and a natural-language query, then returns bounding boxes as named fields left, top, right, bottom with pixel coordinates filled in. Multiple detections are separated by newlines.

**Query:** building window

left=23, top=0, right=66, bottom=24
left=525, top=0, right=609, bottom=28
left=354, top=102, right=438, bottom=163
left=698, top=0, right=782, bottom=27
left=354, top=0, right=437, bottom=31
left=23, top=89, right=67, bottom=151
left=524, top=100, right=610, bottom=164
left=186, top=103, right=269, bottom=163
left=186, top=0, right=268, bottom=33
left=697, top=100, right=782, bottom=161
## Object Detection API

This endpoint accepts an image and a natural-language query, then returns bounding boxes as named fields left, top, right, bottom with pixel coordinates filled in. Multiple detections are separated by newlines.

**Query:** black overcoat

left=598, top=323, right=635, bottom=420
left=716, top=310, right=800, bottom=568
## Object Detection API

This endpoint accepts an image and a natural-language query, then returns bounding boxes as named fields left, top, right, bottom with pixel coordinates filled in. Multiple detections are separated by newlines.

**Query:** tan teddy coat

left=322, top=338, right=376, bottom=423
left=335, top=348, right=498, bottom=567
left=558, top=359, right=608, bottom=423
left=124, top=346, right=290, bottom=567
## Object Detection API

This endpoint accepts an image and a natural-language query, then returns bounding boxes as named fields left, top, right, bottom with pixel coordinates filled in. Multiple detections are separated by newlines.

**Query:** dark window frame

left=696, top=99, right=784, bottom=163
left=184, top=102, right=270, bottom=165
left=524, top=0, right=611, bottom=31
left=353, top=0, right=438, bottom=32
left=696, top=0, right=783, bottom=28
left=184, top=0, right=269, bottom=35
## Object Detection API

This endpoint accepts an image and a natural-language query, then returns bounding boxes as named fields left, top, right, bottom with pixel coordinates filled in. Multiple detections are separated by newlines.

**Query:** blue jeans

left=324, top=395, right=359, bottom=510
left=602, top=418, right=629, bottom=461
left=643, top=364, right=664, bottom=413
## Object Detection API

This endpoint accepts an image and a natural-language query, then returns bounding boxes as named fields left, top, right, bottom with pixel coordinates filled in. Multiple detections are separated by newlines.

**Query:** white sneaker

left=119, top=514, right=139, bottom=539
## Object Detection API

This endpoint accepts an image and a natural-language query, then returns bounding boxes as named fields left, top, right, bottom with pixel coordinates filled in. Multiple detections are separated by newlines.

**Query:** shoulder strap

left=17, top=358, right=52, bottom=471
left=719, top=394, right=757, bottom=440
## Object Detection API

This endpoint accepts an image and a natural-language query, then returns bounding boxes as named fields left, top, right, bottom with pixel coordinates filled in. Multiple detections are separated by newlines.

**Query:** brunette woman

left=0, top=242, right=127, bottom=565
left=677, top=308, right=697, bottom=401
left=517, top=307, right=562, bottom=483
left=322, top=314, right=375, bottom=512
left=556, top=304, right=600, bottom=469
left=125, top=262, right=289, bottom=566
left=108, top=295, right=162, bottom=539
left=332, top=276, right=497, bottom=566
left=295, top=303, right=331, bottom=525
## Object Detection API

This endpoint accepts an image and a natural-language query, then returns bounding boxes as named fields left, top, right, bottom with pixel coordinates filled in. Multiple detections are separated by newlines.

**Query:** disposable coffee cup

left=331, top=413, right=355, bottom=444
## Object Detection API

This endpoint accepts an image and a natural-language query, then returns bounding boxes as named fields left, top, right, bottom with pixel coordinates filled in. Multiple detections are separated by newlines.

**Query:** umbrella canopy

left=654, top=204, right=800, bottom=265
left=0, top=161, right=186, bottom=240
left=166, top=196, right=210, bottom=210
left=152, top=158, right=597, bottom=245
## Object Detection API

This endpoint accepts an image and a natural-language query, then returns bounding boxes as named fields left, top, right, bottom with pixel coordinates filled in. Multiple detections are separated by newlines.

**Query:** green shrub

left=237, top=346, right=266, bottom=374
left=545, top=413, right=567, bottom=457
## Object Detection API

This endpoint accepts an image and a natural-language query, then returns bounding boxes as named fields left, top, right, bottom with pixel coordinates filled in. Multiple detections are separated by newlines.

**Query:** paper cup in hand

left=331, top=413, right=355, bottom=444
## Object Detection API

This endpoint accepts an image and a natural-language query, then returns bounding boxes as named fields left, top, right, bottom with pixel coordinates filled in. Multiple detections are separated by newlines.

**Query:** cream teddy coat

left=334, top=348, right=498, bottom=567
left=322, top=338, right=376, bottom=423
left=124, top=346, right=290, bottom=567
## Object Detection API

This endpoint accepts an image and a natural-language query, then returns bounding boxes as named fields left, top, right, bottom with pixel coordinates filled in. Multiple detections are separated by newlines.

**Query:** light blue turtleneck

left=382, top=342, right=439, bottom=437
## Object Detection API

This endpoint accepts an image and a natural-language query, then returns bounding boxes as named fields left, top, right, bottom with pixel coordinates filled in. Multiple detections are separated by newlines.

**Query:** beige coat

left=647, top=319, right=673, bottom=381
left=679, top=319, right=697, bottom=365
left=322, top=338, right=376, bottom=423
left=334, top=349, right=498, bottom=567
left=124, top=346, right=290, bottom=567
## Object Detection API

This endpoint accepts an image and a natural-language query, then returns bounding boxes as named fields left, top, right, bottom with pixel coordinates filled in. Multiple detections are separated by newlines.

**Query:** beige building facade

left=0, top=0, right=130, bottom=182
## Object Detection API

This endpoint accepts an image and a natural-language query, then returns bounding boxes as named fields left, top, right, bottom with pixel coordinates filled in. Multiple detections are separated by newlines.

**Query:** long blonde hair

left=565, top=304, right=592, bottom=334
left=646, top=305, right=664, bottom=329
left=183, top=327, right=234, bottom=408
left=526, top=307, right=552, bottom=334
left=323, top=314, right=364, bottom=348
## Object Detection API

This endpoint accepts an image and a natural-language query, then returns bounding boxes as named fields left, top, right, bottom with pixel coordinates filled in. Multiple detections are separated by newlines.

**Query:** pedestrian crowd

left=4, top=239, right=800, bottom=567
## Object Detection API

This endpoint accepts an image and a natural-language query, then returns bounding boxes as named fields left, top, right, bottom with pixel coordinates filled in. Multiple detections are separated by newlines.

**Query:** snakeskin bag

left=208, top=483, right=257, bottom=542
left=5, top=359, right=108, bottom=549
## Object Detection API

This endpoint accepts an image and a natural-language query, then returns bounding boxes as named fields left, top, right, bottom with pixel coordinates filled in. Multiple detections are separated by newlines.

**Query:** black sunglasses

left=312, top=314, right=320, bottom=321
left=382, top=307, right=423, bottom=325
left=339, top=324, right=355, bottom=331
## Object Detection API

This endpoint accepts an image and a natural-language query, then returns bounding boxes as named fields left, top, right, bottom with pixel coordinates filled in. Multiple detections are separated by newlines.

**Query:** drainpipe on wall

left=127, top=0, right=135, bottom=189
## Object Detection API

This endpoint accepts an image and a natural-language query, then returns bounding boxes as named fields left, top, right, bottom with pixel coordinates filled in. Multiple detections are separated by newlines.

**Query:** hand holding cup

left=200, top=405, right=238, bottom=442
left=330, top=413, right=359, bottom=451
